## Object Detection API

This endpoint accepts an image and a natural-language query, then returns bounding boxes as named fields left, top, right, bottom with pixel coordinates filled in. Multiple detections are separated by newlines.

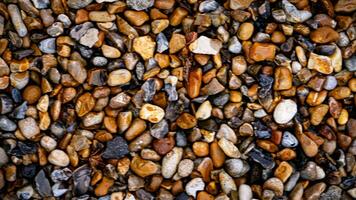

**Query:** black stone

left=248, top=148, right=275, bottom=169
left=102, top=136, right=129, bottom=159
left=21, top=164, right=37, bottom=179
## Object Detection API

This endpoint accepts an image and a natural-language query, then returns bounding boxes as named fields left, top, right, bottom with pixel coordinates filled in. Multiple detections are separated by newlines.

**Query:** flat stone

left=189, top=36, right=222, bottom=55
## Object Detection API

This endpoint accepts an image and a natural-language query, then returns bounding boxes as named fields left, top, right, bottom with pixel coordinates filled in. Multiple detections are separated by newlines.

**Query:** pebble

left=0, top=147, right=8, bottom=167
left=189, top=36, right=222, bottom=55
left=0, top=115, right=17, bottom=131
left=68, top=60, right=87, bottom=84
left=228, top=36, right=242, bottom=54
left=102, top=136, right=129, bottom=159
left=310, top=27, right=340, bottom=44
left=127, top=0, right=154, bottom=11
left=320, top=186, right=342, bottom=200
left=273, top=99, right=297, bottom=124
left=195, top=101, right=212, bottom=120
left=107, top=69, right=131, bottom=86
left=35, top=170, right=52, bottom=197
left=150, top=119, right=169, bottom=139
left=67, top=0, right=93, bottom=9
left=185, top=178, right=205, bottom=198
left=16, top=185, right=34, bottom=200
left=238, top=184, right=252, bottom=200
left=79, top=28, right=99, bottom=48
left=304, top=182, right=326, bottom=200
left=47, top=22, right=64, bottom=37
left=263, top=177, right=284, bottom=196
left=281, top=131, right=298, bottom=148
left=218, top=138, right=241, bottom=158
left=249, top=42, right=276, bottom=61
left=162, top=147, right=183, bottom=179
left=219, top=170, right=237, bottom=194
left=199, top=0, right=219, bottom=13
left=131, top=156, right=160, bottom=178
left=139, top=103, right=165, bottom=123
left=156, top=33, right=169, bottom=53
left=301, top=161, right=326, bottom=181
left=8, top=4, right=28, bottom=37
left=133, top=36, right=156, bottom=60
left=39, top=38, right=56, bottom=54
left=102, top=44, right=121, bottom=58
left=345, top=55, right=356, bottom=71
left=40, top=136, right=57, bottom=151
left=324, top=75, right=338, bottom=90
left=282, top=0, right=312, bottom=23
left=18, top=117, right=40, bottom=139
left=225, top=159, right=250, bottom=178
left=178, top=159, right=194, bottom=177
left=48, top=149, right=70, bottom=167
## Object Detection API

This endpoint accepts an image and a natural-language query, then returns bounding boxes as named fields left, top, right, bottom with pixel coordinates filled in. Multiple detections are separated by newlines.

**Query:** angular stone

left=189, top=36, right=222, bottom=55
left=102, top=136, right=129, bottom=159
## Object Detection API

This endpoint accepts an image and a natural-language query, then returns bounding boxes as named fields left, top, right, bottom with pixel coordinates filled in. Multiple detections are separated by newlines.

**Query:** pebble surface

left=0, top=0, right=355, bottom=199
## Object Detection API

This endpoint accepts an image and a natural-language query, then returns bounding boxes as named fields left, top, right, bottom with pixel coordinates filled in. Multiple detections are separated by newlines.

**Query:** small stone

left=274, top=161, right=293, bottom=182
left=281, top=131, right=298, bottom=148
left=238, top=184, right=252, bottom=200
left=156, top=33, right=169, bottom=53
left=195, top=101, right=212, bottom=120
left=189, top=36, right=222, bottom=55
left=47, top=22, right=64, bottom=37
left=162, top=147, right=183, bottom=179
left=218, top=138, right=241, bottom=158
left=48, top=149, right=70, bottom=167
left=139, top=103, right=165, bottom=123
left=67, top=62, right=87, bottom=85
left=125, top=10, right=149, bottom=26
left=324, top=75, right=337, bottom=90
left=18, top=117, right=40, bottom=139
left=230, top=0, right=254, bottom=10
left=67, top=0, right=93, bottom=9
left=70, top=22, right=94, bottom=41
left=320, top=186, right=342, bottom=200
left=133, top=36, right=156, bottom=60
left=263, top=177, right=284, bottom=196
left=150, top=119, right=169, bottom=139
left=282, top=0, right=312, bottom=23
left=178, top=159, right=194, bottom=178
left=304, top=182, right=326, bottom=200
left=238, top=22, right=254, bottom=41
left=89, top=11, right=116, bottom=22
left=35, top=170, right=52, bottom=197
left=225, top=159, right=250, bottom=178
left=130, top=156, right=160, bottom=178
left=127, top=0, right=154, bottom=11
left=0, top=147, right=8, bottom=167
left=79, top=28, right=99, bottom=48
left=217, top=124, right=237, bottom=143
left=76, top=93, right=95, bottom=117
left=39, top=38, right=56, bottom=54
left=17, top=185, right=34, bottom=200
left=0, top=115, right=17, bottom=132
left=273, top=99, right=297, bottom=124
left=72, top=165, right=91, bottom=196
left=201, top=78, right=225, bottom=96
left=335, top=0, right=356, bottom=13
left=274, top=67, right=292, bottom=90
left=169, top=33, right=186, bottom=54
left=228, top=36, right=242, bottom=54
left=102, top=44, right=121, bottom=58
left=301, top=161, right=326, bottom=181
left=8, top=4, right=28, bottom=37
left=199, top=0, right=219, bottom=13
left=107, top=69, right=131, bottom=86
left=186, top=178, right=205, bottom=198
left=151, top=19, right=169, bottom=34
left=176, top=113, right=197, bottom=129
left=219, top=170, right=237, bottom=194
left=95, top=177, right=114, bottom=197
left=249, top=43, right=276, bottom=62
left=40, top=136, right=57, bottom=151
left=310, top=27, right=340, bottom=44
left=102, top=136, right=129, bottom=159
left=345, top=55, right=356, bottom=72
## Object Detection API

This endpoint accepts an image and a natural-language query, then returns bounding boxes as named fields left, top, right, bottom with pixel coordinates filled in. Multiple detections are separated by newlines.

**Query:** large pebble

left=301, top=161, right=325, bottom=181
left=185, top=178, right=205, bottom=198
left=18, top=117, right=40, bottom=139
left=48, top=150, right=70, bottom=167
left=139, top=103, right=165, bottom=123
left=273, top=99, right=297, bottom=124
left=107, top=69, right=131, bottom=86
left=225, top=159, right=250, bottom=178
left=189, top=36, right=222, bottom=55
left=162, top=147, right=183, bottom=178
